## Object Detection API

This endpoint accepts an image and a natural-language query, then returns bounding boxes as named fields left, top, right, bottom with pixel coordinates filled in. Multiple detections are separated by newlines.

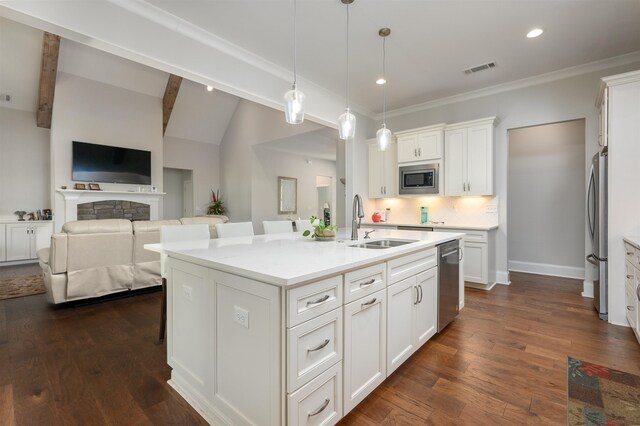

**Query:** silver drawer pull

left=306, top=295, right=330, bottom=307
left=627, top=251, right=634, bottom=255
left=361, top=297, right=377, bottom=308
left=637, top=286, right=640, bottom=301
left=308, top=398, right=330, bottom=417
left=307, top=339, right=330, bottom=352
left=627, top=306, right=635, bottom=311
left=627, top=275, right=633, bottom=279
left=359, top=278, right=376, bottom=288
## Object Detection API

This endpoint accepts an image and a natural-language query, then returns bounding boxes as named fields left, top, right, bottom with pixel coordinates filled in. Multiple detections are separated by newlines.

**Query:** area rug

left=568, top=357, right=640, bottom=425
left=0, top=274, right=46, bottom=300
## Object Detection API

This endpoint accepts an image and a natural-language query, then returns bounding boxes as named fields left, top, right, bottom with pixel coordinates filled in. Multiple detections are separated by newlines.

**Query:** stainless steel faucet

left=351, top=194, right=364, bottom=240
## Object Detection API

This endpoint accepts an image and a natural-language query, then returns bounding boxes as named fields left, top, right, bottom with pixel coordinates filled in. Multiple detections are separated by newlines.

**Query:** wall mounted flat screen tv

left=72, top=141, right=151, bottom=185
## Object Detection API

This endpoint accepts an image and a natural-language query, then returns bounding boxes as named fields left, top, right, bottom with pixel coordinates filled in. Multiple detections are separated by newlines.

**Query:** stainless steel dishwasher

left=437, top=240, right=460, bottom=332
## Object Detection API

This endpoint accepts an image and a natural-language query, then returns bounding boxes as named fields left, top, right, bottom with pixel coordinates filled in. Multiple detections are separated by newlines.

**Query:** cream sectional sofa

left=37, top=215, right=228, bottom=304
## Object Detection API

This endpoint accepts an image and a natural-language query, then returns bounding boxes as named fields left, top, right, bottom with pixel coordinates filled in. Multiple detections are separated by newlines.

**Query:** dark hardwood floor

left=1, top=272, right=638, bottom=425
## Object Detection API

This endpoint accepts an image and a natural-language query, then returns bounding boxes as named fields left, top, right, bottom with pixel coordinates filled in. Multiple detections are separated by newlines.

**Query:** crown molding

left=380, top=50, right=640, bottom=120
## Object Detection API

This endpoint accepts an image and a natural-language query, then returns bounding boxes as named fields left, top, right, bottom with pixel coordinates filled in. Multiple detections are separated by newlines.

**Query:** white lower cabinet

left=623, top=242, right=640, bottom=344
left=463, top=241, right=487, bottom=283
left=343, top=289, right=386, bottom=414
left=288, top=362, right=342, bottom=426
left=4, top=222, right=53, bottom=261
left=0, top=224, right=6, bottom=262
left=387, top=266, right=438, bottom=375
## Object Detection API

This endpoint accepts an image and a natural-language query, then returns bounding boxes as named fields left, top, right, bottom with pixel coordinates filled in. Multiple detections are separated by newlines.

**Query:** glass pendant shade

left=338, top=108, right=356, bottom=140
left=284, top=85, right=305, bottom=124
left=376, top=125, right=391, bottom=151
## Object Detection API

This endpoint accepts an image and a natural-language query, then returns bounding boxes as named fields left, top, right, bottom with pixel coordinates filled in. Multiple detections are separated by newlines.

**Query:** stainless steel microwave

left=399, top=163, right=439, bottom=195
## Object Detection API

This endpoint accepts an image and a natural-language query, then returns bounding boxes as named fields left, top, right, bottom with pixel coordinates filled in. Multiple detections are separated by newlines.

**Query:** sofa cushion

left=37, top=247, right=50, bottom=265
left=132, top=219, right=181, bottom=234
left=63, top=219, right=132, bottom=235
left=180, top=216, right=229, bottom=239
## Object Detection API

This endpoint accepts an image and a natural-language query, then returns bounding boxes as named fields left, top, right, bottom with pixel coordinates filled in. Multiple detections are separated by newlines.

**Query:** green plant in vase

left=302, top=216, right=338, bottom=240
left=207, top=189, right=226, bottom=215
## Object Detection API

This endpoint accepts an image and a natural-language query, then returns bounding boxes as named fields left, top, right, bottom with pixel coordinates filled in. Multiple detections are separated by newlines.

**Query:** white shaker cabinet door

left=414, top=268, right=438, bottom=348
left=386, top=276, right=416, bottom=375
left=444, top=129, right=466, bottom=196
left=382, top=142, right=398, bottom=197
left=463, top=242, right=488, bottom=284
left=343, top=289, right=386, bottom=414
left=31, top=222, right=53, bottom=258
left=6, top=223, right=31, bottom=261
left=368, top=143, right=384, bottom=199
left=416, top=130, right=442, bottom=161
left=396, top=134, right=418, bottom=163
left=466, top=123, right=493, bottom=196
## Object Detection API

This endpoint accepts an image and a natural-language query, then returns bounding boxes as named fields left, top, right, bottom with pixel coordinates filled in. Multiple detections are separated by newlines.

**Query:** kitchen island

left=146, top=228, right=463, bottom=425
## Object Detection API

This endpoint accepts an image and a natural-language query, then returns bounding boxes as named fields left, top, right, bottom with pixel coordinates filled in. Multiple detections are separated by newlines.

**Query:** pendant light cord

left=382, top=36, right=386, bottom=124
left=345, top=2, right=350, bottom=109
left=293, top=0, right=297, bottom=86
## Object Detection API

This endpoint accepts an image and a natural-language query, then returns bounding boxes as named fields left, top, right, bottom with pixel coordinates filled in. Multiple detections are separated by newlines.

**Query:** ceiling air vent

left=464, top=62, right=496, bottom=75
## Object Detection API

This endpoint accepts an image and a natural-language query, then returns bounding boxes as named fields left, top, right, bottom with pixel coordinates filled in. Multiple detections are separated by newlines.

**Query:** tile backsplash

left=373, top=196, right=499, bottom=227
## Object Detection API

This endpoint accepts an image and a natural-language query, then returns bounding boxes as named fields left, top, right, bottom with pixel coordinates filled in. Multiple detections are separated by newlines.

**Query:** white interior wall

left=162, top=167, right=184, bottom=220
left=508, top=120, right=586, bottom=278
left=50, top=72, right=163, bottom=231
left=0, top=107, right=50, bottom=217
left=219, top=99, right=324, bottom=222
left=163, top=136, right=220, bottom=216
left=252, top=147, right=336, bottom=234
left=382, top=60, right=640, bottom=287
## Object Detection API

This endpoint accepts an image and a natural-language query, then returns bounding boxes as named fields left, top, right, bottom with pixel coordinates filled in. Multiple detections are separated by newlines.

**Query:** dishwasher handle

left=441, top=249, right=459, bottom=258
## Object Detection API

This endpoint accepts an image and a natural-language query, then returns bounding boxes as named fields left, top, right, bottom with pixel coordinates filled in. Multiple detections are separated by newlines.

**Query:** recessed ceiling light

left=526, top=28, right=544, bottom=38
left=376, top=78, right=386, bottom=85
left=206, top=85, right=214, bottom=92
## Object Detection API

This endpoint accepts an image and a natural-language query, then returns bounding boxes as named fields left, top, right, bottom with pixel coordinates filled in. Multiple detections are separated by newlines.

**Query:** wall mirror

left=278, top=176, right=297, bottom=214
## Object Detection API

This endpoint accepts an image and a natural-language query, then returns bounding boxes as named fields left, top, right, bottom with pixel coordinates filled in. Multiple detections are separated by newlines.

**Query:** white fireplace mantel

left=55, top=189, right=165, bottom=231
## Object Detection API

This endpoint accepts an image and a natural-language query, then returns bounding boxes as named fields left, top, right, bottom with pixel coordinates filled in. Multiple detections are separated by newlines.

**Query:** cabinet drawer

left=626, top=261, right=635, bottom=292
left=387, top=248, right=437, bottom=285
left=462, top=230, right=487, bottom=243
left=344, top=263, right=386, bottom=303
left=288, top=276, right=343, bottom=327
left=287, top=308, right=342, bottom=392
left=626, top=285, right=637, bottom=329
left=288, top=362, right=342, bottom=426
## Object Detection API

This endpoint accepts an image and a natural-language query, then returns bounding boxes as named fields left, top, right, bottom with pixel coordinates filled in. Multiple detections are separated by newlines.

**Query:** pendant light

left=376, top=28, right=391, bottom=151
left=338, top=0, right=356, bottom=140
left=284, top=0, right=305, bottom=124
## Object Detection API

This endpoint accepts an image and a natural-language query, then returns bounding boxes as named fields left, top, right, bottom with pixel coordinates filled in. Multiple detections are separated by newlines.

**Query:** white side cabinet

left=5, top=222, right=53, bottom=261
left=623, top=241, right=640, bottom=344
left=444, top=117, right=495, bottom=196
left=368, top=139, right=397, bottom=198
left=396, top=124, right=445, bottom=163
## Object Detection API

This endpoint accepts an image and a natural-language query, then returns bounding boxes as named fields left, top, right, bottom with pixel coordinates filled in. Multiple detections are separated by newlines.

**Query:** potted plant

left=207, top=190, right=226, bottom=215
left=302, top=216, right=338, bottom=241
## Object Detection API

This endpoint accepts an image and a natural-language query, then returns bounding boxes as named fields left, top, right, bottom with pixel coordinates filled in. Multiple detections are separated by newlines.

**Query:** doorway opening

left=507, top=119, right=586, bottom=281
left=163, top=167, right=194, bottom=219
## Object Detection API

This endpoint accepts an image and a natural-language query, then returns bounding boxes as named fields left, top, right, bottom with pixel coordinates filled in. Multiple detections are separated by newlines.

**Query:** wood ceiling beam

left=162, top=74, right=182, bottom=135
left=36, top=32, right=61, bottom=129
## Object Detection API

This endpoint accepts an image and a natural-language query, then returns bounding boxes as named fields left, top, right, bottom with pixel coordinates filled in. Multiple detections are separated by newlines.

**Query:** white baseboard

left=495, top=270, right=510, bottom=285
left=0, top=259, right=39, bottom=267
left=508, top=260, right=585, bottom=280
left=465, top=281, right=497, bottom=291
left=582, top=280, right=594, bottom=298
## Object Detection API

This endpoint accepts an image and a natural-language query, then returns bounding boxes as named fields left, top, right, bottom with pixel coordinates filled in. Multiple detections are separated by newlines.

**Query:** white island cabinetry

left=151, top=229, right=463, bottom=425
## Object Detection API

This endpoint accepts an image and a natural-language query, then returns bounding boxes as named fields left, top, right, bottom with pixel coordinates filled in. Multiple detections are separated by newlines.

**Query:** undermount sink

left=349, top=239, right=417, bottom=249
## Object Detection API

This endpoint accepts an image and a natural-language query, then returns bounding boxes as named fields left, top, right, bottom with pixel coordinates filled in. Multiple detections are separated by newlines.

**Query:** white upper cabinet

left=368, top=140, right=397, bottom=199
left=444, top=117, right=495, bottom=196
left=396, top=124, right=444, bottom=163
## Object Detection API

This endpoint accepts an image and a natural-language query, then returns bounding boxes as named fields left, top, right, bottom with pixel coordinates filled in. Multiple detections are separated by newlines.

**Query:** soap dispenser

left=421, top=207, right=429, bottom=224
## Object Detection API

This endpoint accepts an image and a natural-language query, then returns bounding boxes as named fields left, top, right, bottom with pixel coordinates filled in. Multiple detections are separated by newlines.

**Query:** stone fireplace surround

left=55, top=189, right=164, bottom=231
left=77, top=200, right=150, bottom=221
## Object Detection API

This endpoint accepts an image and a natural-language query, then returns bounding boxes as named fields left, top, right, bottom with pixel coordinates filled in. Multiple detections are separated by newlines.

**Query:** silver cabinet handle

left=468, top=182, right=471, bottom=191
left=414, top=148, right=417, bottom=157
left=462, top=182, right=465, bottom=192
left=459, top=248, right=464, bottom=262
left=414, top=286, right=419, bottom=305
left=418, top=284, right=423, bottom=303
left=628, top=306, right=635, bottom=311
left=306, top=294, right=330, bottom=306
left=359, top=278, right=375, bottom=288
left=308, top=398, right=330, bottom=417
left=637, top=285, right=640, bottom=301
left=627, top=275, right=633, bottom=279
left=307, top=339, right=330, bottom=352
left=361, top=297, right=377, bottom=308
left=418, top=147, right=421, bottom=156
left=627, top=251, right=634, bottom=255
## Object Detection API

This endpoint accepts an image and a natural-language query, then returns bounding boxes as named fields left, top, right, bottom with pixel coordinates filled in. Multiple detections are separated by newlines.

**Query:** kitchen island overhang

left=145, top=228, right=463, bottom=425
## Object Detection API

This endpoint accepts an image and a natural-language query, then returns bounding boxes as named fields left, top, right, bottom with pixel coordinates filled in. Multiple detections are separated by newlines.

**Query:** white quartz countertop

left=362, top=222, right=498, bottom=231
left=146, top=228, right=463, bottom=287
left=623, top=236, right=640, bottom=250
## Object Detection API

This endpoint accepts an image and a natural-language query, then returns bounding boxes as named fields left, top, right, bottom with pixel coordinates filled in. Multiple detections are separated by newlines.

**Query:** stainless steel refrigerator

left=587, top=147, right=608, bottom=320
